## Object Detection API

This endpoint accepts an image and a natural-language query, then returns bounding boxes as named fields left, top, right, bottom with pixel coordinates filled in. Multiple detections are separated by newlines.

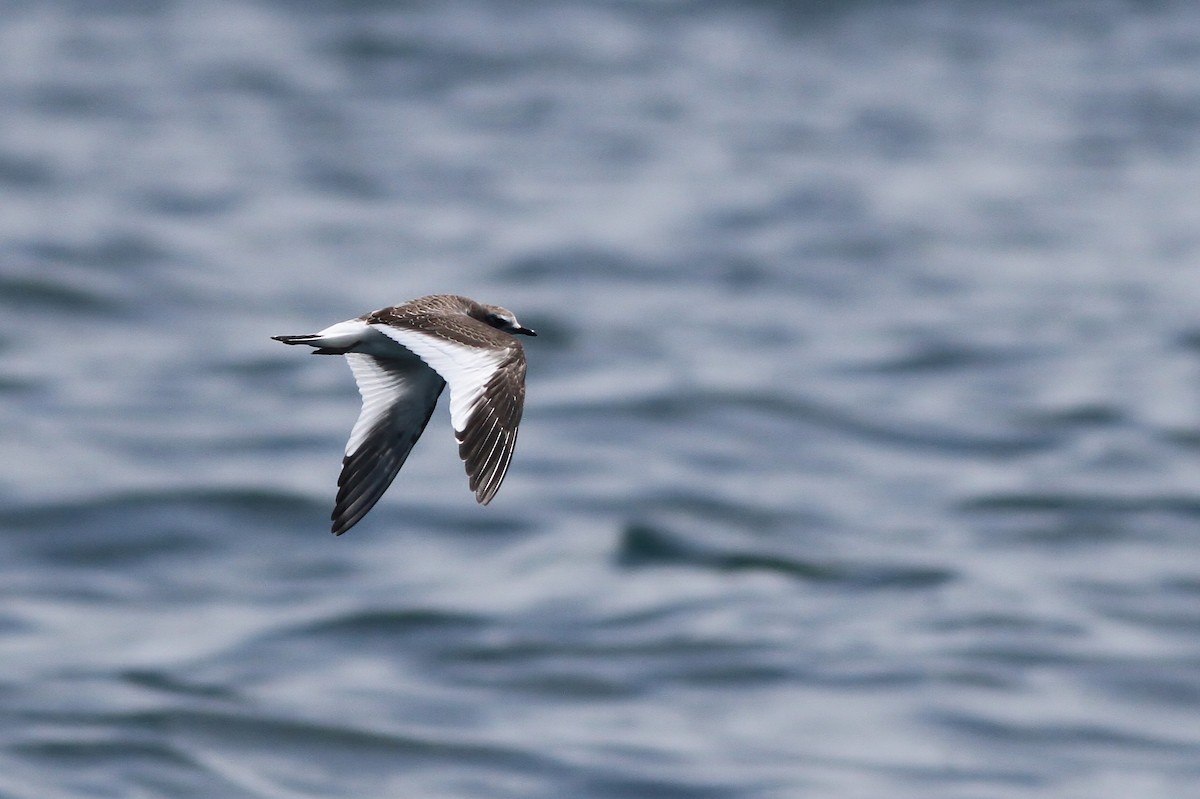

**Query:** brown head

left=472, top=302, right=537, bottom=337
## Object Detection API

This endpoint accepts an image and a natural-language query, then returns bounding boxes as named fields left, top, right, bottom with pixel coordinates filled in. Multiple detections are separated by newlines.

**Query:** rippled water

left=3, top=1, right=1200, bottom=797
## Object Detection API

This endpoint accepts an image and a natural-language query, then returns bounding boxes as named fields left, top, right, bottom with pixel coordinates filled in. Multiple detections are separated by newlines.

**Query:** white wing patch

left=370, top=323, right=507, bottom=434
left=332, top=353, right=445, bottom=534
left=344, top=354, right=428, bottom=456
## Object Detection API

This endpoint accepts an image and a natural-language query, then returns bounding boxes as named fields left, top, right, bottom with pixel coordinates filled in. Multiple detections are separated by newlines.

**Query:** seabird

left=273, top=294, right=536, bottom=534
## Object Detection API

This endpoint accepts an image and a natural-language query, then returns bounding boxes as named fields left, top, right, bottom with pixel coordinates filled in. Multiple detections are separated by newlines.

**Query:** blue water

left=3, top=1, right=1200, bottom=796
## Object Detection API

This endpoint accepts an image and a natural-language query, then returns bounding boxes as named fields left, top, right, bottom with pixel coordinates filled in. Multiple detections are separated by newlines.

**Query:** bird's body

left=273, top=294, right=536, bottom=534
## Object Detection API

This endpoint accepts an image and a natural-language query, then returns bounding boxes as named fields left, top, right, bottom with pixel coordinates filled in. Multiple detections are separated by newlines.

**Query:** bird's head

left=480, top=305, right=537, bottom=337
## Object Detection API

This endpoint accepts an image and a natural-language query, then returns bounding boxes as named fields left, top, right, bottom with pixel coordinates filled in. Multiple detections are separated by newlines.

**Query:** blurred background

left=2, top=1, right=1200, bottom=797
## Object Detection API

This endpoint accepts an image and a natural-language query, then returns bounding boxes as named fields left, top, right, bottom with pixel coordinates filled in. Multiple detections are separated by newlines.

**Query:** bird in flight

left=273, top=294, right=536, bottom=534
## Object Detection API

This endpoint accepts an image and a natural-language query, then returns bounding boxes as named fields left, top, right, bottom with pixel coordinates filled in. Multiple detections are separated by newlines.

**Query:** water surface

left=2, top=2, right=1200, bottom=797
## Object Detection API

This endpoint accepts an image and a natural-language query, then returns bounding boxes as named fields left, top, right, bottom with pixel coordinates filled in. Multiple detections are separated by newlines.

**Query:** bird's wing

left=371, top=324, right=527, bottom=504
left=332, top=353, right=445, bottom=534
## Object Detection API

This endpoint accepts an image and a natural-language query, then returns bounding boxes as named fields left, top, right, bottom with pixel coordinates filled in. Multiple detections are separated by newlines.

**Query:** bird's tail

left=273, top=320, right=371, bottom=355
left=271, top=334, right=351, bottom=355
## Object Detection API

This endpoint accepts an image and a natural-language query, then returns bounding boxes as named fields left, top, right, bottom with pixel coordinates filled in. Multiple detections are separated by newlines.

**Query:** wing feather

left=371, top=324, right=526, bottom=504
left=331, top=353, right=445, bottom=534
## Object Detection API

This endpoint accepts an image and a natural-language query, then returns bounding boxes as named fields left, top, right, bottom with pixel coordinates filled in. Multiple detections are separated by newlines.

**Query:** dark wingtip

left=331, top=501, right=351, bottom=535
